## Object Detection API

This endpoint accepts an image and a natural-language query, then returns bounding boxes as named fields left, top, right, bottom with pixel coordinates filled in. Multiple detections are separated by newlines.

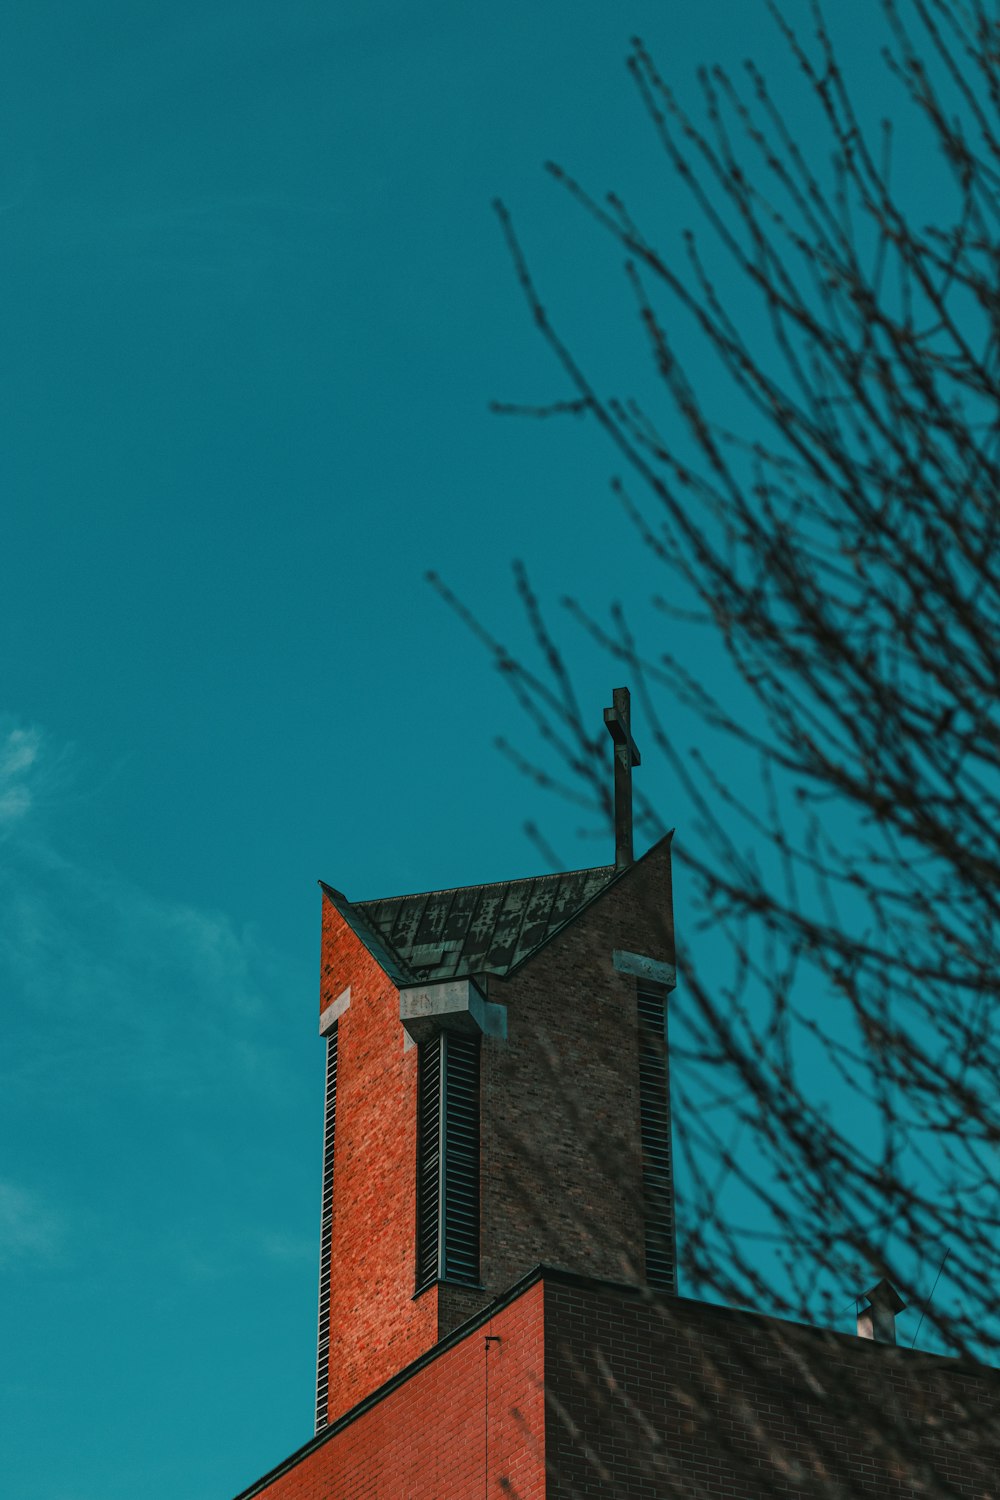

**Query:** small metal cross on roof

left=604, top=686, right=641, bottom=868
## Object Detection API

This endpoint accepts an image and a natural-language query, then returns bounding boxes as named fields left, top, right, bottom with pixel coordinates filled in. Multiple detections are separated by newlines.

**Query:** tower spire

left=604, top=685, right=641, bottom=868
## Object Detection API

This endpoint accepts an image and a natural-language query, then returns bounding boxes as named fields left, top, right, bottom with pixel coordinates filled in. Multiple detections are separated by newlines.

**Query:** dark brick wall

left=543, top=1279, right=1000, bottom=1499
left=473, top=837, right=676, bottom=1326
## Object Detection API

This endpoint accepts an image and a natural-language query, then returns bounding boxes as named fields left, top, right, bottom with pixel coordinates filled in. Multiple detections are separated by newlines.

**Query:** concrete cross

left=604, top=686, right=641, bottom=868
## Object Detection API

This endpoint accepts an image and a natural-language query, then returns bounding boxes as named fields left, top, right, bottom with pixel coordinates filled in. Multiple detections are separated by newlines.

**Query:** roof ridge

left=356, top=862, right=615, bottom=908
left=322, top=835, right=671, bottom=987
left=317, top=881, right=411, bottom=983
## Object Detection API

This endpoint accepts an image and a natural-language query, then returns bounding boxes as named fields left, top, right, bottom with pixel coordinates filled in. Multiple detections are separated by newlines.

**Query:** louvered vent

left=416, top=1032, right=480, bottom=1291
left=415, top=1034, right=443, bottom=1290
left=441, top=1034, right=480, bottom=1282
left=637, top=984, right=676, bottom=1293
left=315, top=1024, right=338, bottom=1431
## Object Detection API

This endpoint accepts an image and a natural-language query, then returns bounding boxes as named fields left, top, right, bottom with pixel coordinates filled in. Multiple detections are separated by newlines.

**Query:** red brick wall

left=245, top=1279, right=546, bottom=1500
left=319, top=893, right=439, bottom=1424
left=544, top=1279, right=1000, bottom=1499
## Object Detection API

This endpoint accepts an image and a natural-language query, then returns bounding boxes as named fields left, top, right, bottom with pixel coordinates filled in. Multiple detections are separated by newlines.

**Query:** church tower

left=311, top=686, right=676, bottom=1428
left=231, top=686, right=1000, bottom=1500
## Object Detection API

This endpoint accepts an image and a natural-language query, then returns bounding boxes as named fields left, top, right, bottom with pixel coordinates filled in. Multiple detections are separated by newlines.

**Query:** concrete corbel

left=399, top=977, right=507, bottom=1049
left=613, top=949, right=676, bottom=989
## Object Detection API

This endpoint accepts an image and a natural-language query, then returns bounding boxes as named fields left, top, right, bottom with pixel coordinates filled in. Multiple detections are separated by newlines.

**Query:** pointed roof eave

left=318, top=879, right=411, bottom=986
left=357, top=861, right=617, bottom=984
left=320, top=830, right=673, bottom=990
left=503, top=828, right=675, bottom=980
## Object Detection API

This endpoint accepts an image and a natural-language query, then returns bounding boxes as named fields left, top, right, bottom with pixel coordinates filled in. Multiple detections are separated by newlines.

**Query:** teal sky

left=1, top=4, right=916, bottom=1497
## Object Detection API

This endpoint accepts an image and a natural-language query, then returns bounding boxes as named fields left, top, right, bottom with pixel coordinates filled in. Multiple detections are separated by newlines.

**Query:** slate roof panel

left=443, top=884, right=479, bottom=947
left=354, top=864, right=619, bottom=984
left=415, top=890, right=452, bottom=947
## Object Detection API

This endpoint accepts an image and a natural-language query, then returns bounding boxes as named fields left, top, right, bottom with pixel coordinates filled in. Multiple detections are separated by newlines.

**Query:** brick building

left=232, top=692, right=998, bottom=1498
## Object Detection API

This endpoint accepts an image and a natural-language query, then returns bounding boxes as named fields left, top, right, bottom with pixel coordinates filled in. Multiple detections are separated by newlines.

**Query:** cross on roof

left=604, top=686, right=641, bottom=868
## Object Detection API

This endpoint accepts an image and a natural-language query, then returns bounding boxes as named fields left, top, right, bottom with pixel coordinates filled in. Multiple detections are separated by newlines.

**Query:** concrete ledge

left=399, top=978, right=507, bottom=1046
left=319, top=987, right=351, bottom=1036
left=613, top=949, right=676, bottom=989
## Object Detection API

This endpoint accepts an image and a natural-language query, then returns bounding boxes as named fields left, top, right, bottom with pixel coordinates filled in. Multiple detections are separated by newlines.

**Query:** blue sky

left=0, top=3, right=928, bottom=1496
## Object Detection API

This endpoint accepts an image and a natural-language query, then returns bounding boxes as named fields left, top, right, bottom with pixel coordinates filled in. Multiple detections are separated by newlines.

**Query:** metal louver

left=416, top=1032, right=480, bottom=1290
left=441, top=1034, right=480, bottom=1282
left=315, top=1024, right=338, bottom=1431
left=416, top=1033, right=443, bottom=1289
left=637, top=984, right=676, bottom=1293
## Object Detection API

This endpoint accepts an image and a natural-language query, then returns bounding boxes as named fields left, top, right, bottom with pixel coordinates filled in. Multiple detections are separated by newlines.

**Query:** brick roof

left=347, top=864, right=620, bottom=985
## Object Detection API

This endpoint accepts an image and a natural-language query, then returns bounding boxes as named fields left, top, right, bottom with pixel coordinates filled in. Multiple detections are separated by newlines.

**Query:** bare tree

left=435, top=2, right=1000, bottom=1491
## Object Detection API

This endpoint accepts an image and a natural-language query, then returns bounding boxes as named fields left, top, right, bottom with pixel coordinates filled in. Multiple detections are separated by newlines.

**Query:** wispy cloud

left=257, top=1229, right=315, bottom=1265
left=0, top=714, right=307, bottom=1296
left=0, top=724, right=42, bottom=825
left=7, top=192, right=339, bottom=300
left=0, top=1179, right=62, bottom=1267
left=0, top=715, right=288, bottom=1105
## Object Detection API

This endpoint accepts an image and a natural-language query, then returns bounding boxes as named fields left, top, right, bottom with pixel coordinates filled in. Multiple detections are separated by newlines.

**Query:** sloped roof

left=340, top=864, right=621, bottom=985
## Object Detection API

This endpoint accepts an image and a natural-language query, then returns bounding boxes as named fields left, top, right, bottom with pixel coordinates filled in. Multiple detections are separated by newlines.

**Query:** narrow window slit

left=315, top=1023, right=338, bottom=1431
left=637, top=983, right=676, bottom=1293
left=416, top=1032, right=480, bottom=1290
